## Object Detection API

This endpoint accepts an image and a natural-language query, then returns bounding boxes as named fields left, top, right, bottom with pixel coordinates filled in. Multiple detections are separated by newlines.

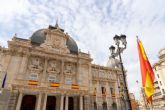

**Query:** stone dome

left=30, top=26, right=78, bottom=54
left=107, top=57, right=120, bottom=68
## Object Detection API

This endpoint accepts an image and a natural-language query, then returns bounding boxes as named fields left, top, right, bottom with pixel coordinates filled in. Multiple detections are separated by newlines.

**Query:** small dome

left=30, top=27, right=78, bottom=54
left=107, top=57, right=120, bottom=68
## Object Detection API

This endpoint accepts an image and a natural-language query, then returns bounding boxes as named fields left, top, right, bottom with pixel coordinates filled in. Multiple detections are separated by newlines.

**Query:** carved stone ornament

left=28, top=57, right=43, bottom=73
left=64, top=62, right=75, bottom=76
left=47, top=60, right=60, bottom=74
left=40, top=29, right=70, bottom=54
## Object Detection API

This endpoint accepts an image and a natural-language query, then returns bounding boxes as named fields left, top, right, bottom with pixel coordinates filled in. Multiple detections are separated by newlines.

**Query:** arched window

left=112, top=102, right=117, bottom=110
left=94, top=102, right=97, bottom=110
left=101, top=87, right=106, bottom=96
left=29, top=73, right=38, bottom=80
left=102, top=102, right=108, bottom=110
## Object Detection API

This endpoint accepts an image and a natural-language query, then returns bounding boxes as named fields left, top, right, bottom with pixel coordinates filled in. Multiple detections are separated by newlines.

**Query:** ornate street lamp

left=109, top=34, right=132, bottom=110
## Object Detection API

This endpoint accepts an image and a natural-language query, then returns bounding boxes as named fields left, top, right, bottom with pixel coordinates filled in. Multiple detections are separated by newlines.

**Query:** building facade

left=0, top=24, right=126, bottom=110
left=129, top=93, right=138, bottom=110
left=152, top=48, right=165, bottom=110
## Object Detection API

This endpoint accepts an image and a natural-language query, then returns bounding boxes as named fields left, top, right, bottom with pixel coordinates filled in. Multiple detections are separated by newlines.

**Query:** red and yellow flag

left=28, top=80, right=38, bottom=85
left=137, top=38, right=155, bottom=103
left=71, top=84, right=79, bottom=89
left=51, top=83, right=60, bottom=87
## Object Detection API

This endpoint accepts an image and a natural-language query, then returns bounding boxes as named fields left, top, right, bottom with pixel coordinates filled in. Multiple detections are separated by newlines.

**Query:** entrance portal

left=20, top=95, right=36, bottom=110
left=46, top=96, right=56, bottom=110
left=68, top=97, right=74, bottom=110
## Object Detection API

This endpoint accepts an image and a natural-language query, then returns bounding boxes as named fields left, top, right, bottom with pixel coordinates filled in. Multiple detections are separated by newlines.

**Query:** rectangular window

left=48, top=75, right=56, bottom=82
left=162, top=89, right=165, bottom=94
left=101, top=87, right=104, bottom=94
left=110, top=87, right=113, bottom=94
left=29, top=74, right=38, bottom=80
left=65, top=77, right=72, bottom=84
left=101, top=87, right=106, bottom=95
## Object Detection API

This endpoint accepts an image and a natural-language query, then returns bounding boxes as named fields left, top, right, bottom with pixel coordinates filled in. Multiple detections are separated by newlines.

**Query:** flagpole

left=136, top=80, right=149, bottom=110
left=141, top=87, right=150, bottom=110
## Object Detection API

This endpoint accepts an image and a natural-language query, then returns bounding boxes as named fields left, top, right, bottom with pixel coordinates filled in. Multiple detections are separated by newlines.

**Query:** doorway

left=46, top=96, right=56, bottom=110
left=68, top=97, right=74, bottom=110
left=20, top=95, right=36, bottom=110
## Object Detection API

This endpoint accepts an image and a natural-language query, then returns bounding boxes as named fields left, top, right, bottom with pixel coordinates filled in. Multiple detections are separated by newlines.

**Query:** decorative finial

left=55, top=19, right=59, bottom=28
left=14, top=33, right=17, bottom=37
left=12, top=33, right=17, bottom=40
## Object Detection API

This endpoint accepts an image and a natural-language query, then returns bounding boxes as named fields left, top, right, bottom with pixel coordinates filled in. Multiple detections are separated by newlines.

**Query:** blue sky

left=0, top=0, right=165, bottom=100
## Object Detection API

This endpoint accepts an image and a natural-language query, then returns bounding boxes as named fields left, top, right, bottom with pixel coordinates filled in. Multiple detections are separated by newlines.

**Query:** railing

left=12, top=79, right=88, bottom=91
left=79, top=52, right=90, bottom=58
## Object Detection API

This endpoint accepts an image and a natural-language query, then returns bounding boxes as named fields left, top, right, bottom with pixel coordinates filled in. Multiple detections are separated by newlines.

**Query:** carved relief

left=28, top=57, right=43, bottom=73
left=47, top=60, right=60, bottom=74
left=64, top=62, right=76, bottom=84
left=64, top=62, right=75, bottom=76
left=40, top=29, right=70, bottom=54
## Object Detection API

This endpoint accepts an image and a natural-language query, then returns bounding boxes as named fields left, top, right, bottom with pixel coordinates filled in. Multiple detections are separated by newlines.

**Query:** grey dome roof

left=30, top=28, right=78, bottom=54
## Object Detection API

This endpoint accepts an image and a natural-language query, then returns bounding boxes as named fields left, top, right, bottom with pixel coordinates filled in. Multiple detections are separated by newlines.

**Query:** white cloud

left=0, top=0, right=165, bottom=100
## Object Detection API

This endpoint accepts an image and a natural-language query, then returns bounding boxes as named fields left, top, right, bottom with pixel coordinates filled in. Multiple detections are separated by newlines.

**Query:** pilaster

left=16, top=92, right=23, bottom=110
left=36, top=92, right=42, bottom=110
left=65, top=96, right=68, bottom=110
left=42, top=93, right=47, bottom=110
left=60, top=95, right=64, bottom=110
left=42, top=57, right=48, bottom=82
left=80, top=96, right=83, bottom=110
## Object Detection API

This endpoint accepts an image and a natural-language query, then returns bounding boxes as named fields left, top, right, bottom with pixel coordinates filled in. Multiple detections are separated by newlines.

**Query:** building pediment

left=40, top=29, right=70, bottom=54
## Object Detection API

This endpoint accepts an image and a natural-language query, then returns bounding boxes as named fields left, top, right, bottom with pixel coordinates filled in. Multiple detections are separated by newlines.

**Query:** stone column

left=60, top=95, right=64, bottom=110
left=55, top=96, right=60, bottom=110
left=106, top=82, right=110, bottom=110
left=73, top=97, right=78, bottom=110
left=84, top=95, right=90, bottom=110
left=16, top=92, right=23, bottom=110
left=115, top=81, right=120, bottom=110
left=65, top=96, right=68, bottom=110
left=76, top=61, right=81, bottom=83
left=60, top=60, right=64, bottom=86
left=96, top=81, right=100, bottom=109
left=42, top=58, right=48, bottom=82
left=36, top=93, right=42, bottom=110
left=42, top=93, right=47, bottom=110
left=80, top=96, right=83, bottom=110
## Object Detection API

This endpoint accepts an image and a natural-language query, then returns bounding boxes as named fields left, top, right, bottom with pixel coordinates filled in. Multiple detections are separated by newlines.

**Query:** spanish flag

left=51, top=83, right=60, bottom=87
left=28, top=80, right=38, bottom=85
left=137, top=38, right=155, bottom=103
left=71, top=84, right=79, bottom=89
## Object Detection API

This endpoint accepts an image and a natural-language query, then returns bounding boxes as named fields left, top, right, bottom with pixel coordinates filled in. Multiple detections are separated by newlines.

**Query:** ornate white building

left=0, top=24, right=126, bottom=110
left=152, top=48, right=165, bottom=110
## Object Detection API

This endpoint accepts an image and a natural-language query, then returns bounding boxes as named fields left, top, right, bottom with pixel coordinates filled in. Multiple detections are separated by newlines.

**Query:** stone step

left=7, top=93, right=18, bottom=110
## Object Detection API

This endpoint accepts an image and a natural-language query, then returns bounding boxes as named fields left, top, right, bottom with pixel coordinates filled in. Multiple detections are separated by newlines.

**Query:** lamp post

left=109, top=35, right=132, bottom=110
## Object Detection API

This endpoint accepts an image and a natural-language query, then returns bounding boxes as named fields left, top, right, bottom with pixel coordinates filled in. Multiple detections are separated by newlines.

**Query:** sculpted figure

left=52, top=37, right=61, bottom=48
left=29, top=57, right=43, bottom=72
left=47, top=60, right=59, bottom=74
left=64, top=63, right=74, bottom=75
